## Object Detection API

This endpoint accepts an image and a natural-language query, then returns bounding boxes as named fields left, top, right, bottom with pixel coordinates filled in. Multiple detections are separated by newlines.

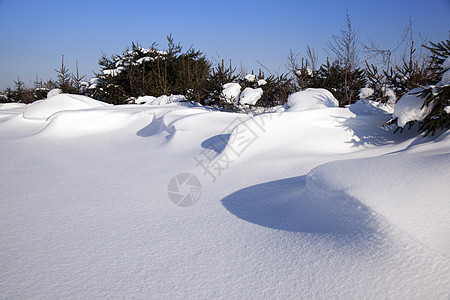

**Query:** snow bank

left=23, top=94, right=110, bottom=120
left=1, top=97, right=450, bottom=298
left=222, top=83, right=241, bottom=104
left=286, top=88, right=339, bottom=111
left=239, top=87, right=263, bottom=105
left=393, top=87, right=434, bottom=127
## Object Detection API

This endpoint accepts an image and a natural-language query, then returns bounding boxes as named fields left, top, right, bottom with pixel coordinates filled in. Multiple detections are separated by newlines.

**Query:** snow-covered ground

left=0, top=94, right=449, bottom=299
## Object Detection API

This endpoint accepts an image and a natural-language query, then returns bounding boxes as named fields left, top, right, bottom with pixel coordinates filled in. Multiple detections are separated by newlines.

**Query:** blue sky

left=0, top=0, right=449, bottom=89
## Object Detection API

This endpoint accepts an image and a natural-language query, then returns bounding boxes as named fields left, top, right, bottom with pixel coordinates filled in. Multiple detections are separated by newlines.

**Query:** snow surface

left=287, top=88, right=339, bottom=111
left=1, top=96, right=449, bottom=299
left=393, top=87, right=434, bottom=127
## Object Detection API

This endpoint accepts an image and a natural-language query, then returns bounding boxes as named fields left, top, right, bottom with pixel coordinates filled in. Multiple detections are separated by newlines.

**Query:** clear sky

left=0, top=0, right=449, bottom=89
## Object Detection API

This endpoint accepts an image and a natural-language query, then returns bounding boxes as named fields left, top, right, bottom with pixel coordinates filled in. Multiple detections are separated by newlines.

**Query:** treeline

left=1, top=16, right=449, bottom=135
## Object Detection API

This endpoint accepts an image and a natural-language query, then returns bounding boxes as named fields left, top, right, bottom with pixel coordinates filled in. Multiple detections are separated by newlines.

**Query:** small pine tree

left=72, top=61, right=86, bottom=94
left=13, top=77, right=25, bottom=102
left=55, top=55, right=75, bottom=93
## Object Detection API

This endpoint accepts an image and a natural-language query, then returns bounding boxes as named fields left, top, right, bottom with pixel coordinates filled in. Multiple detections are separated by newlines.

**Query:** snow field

left=0, top=93, right=449, bottom=299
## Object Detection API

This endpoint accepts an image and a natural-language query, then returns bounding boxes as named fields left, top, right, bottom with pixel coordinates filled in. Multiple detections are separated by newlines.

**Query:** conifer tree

left=72, top=61, right=86, bottom=94
left=55, top=55, right=75, bottom=93
left=327, top=10, right=361, bottom=105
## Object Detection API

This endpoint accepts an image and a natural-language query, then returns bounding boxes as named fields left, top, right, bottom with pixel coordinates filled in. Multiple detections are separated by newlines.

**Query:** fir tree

left=326, top=10, right=361, bottom=105
left=55, top=55, right=75, bottom=93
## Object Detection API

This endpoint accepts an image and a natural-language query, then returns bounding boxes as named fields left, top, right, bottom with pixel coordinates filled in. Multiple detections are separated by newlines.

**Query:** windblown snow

left=0, top=93, right=449, bottom=299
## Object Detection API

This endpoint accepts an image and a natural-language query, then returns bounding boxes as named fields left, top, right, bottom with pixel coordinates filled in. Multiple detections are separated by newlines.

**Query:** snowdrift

left=23, top=93, right=111, bottom=120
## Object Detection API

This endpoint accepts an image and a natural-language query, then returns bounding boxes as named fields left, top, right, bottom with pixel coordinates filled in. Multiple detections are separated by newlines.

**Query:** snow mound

left=37, top=108, right=154, bottom=137
left=222, top=83, right=241, bottom=104
left=23, top=94, right=110, bottom=120
left=393, top=87, right=434, bottom=127
left=239, top=87, right=263, bottom=105
left=287, top=88, right=339, bottom=111
left=306, top=146, right=450, bottom=257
